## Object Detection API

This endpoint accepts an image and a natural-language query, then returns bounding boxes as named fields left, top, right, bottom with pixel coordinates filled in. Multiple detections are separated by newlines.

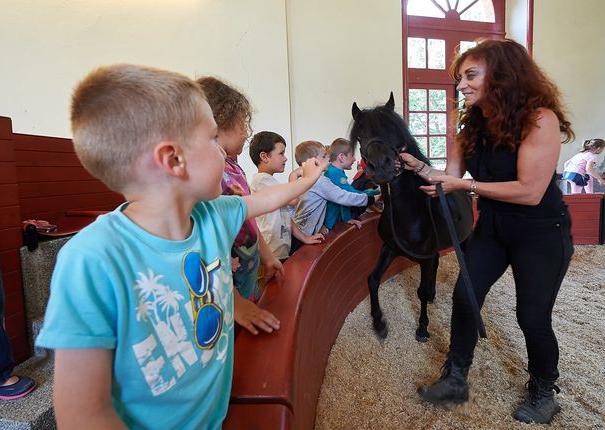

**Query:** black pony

left=350, top=93, right=473, bottom=342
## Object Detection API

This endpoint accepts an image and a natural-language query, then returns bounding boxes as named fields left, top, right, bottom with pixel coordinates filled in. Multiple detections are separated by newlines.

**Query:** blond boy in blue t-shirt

left=35, top=64, right=322, bottom=429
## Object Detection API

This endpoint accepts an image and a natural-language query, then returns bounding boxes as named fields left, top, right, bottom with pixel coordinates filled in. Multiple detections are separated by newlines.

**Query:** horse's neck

left=380, top=173, right=438, bottom=254
left=387, top=173, right=429, bottom=215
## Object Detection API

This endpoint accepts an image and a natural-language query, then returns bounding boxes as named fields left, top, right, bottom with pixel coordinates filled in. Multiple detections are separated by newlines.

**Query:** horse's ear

left=352, top=102, right=361, bottom=120
left=385, top=92, right=395, bottom=111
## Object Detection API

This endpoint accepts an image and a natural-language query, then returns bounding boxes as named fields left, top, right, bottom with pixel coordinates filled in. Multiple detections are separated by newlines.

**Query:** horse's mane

left=349, top=105, right=430, bottom=166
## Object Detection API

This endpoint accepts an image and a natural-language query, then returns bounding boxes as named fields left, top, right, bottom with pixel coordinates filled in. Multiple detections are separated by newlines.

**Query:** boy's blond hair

left=71, top=64, right=207, bottom=192
left=295, top=140, right=324, bottom=166
left=329, top=138, right=353, bottom=162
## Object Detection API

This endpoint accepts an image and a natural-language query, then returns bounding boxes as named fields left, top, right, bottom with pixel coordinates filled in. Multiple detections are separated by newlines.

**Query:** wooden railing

left=224, top=216, right=413, bottom=429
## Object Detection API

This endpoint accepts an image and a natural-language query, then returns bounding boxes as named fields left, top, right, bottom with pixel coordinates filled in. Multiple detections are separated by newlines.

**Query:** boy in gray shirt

left=292, top=141, right=373, bottom=237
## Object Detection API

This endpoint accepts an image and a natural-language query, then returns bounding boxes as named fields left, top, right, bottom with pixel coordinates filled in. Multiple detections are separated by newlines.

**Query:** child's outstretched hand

left=301, top=158, right=324, bottom=182
left=347, top=219, right=363, bottom=229
left=288, top=167, right=303, bottom=183
left=228, top=182, right=247, bottom=197
left=234, top=291, right=280, bottom=335
left=263, top=256, right=285, bottom=284
left=303, top=232, right=324, bottom=245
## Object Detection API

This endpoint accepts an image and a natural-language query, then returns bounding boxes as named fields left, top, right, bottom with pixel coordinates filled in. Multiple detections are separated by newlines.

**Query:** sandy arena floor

left=315, top=245, right=605, bottom=430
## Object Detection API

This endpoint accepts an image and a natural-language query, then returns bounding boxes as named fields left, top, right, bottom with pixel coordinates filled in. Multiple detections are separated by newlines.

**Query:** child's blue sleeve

left=36, top=246, right=118, bottom=350
left=326, top=168, right=362, bottom=194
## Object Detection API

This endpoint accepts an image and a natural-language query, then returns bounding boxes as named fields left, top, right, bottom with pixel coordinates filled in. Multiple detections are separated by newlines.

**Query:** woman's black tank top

left=464, top=136, right=565, bottom=217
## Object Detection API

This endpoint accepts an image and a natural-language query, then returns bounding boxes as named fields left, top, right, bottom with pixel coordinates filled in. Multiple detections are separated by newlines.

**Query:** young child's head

left=249, top=131, right=287, bottom=174
left=329, top=138, right=356, bottom=170
left=582, top=138, right=605, bottom=154
left=196, top=76, right=251, bottom=158
left=71, top=64, right=224, bottom=199
left=295, top=140, right=329, bottom=170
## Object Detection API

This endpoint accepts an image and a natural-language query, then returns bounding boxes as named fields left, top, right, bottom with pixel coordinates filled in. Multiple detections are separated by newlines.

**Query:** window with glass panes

left=403, top=0, right=505, bottom=169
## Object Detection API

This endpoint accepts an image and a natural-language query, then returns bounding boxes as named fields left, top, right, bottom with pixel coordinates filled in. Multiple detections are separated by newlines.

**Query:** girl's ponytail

left=582, top=138, right=605, bottom=152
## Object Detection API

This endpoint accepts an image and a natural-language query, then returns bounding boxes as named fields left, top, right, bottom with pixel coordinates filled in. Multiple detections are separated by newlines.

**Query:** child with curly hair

left=197, top=76, right=283, bottom=335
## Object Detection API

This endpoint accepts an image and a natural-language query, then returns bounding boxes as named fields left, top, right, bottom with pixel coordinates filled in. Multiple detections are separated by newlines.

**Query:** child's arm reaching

left=586, top=160, right=605, bottom=185
left=244, top=159, right=322, bottom=220
left=317, top=177, right=370, bottom=207
left=258, top=233, right=284, bottom=283
left=54, top=349, right=127, bottom=430
left=347, top=219, right=363, bottom=229
left=291, top=220, right=324, bottom=244
left=234, top=289, right=280, bottom=335
left=288, top=167, right=303, bottom=182
left=287, top=167, right=303, bottom=206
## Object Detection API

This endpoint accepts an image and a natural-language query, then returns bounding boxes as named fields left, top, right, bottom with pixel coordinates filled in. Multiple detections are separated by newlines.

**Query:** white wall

left=2, top=0, right=604, bottom=177
left=286, top=0, right=404, bottom=150
left=505, top=0, right=529, bottom=48
left=0, top=0, right=292, bottom=181
left=533, top=0, right=605, bottom=170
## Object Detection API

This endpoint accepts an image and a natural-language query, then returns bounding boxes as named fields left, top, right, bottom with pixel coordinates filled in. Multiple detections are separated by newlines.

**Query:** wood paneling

left=0, top=249, right=20, bottom=273
left=224, top=404, right=293, bottom=430
left=5, top=290, right=25, bottom=318
left=7, top=334, right=29, bottom=364
left=563, top=194, right=603, bottom=245
left=19, top=180, right=108, bottom=198
left=0, top=184, right=19, bottom=205
left=18, top=165, right=96, bottom=182
left=0, top=118, right=124, bottom=364
left=5, top=311, right=26, bottom=336
left=0, top=227, right=22, bottom=251
left=14, top=132, right=122, bottom=222
left=20, top=192, right=120, bottom=221
left=16, top=150, right=82, bottom=167
left=0, top=206, right=20, bottom=229
left=0, top=120, right=25, bottom=362
left=0, top=161, right=17, bottom=183
left=0, top=117, right=12, bottom=140
left=2, top=270, right=21, bottom=296
left=13, top=133, right=74, bottom=152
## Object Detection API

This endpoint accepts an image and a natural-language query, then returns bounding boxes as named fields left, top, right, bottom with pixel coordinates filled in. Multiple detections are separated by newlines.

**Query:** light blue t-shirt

left=36, top=196, right=246, bottom=430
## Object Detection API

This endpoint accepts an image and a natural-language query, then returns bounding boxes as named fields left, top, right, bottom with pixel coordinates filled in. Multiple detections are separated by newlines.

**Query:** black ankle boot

left=513, top=374, right=561, bottom=424
left=418, top=359, right=470, bottom=405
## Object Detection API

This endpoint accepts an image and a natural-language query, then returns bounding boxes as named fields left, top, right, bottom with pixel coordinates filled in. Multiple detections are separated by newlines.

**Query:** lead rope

left=435, top=182, right=487, bottom=338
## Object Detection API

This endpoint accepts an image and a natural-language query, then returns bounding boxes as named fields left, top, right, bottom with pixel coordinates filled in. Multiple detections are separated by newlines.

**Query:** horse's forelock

left=350, top=105, right=428, bottom=164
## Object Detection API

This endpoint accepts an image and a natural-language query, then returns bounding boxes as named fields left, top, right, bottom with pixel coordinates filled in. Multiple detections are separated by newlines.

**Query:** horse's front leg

left=368, top=244, right=396, bottom=339
left=416, top=253, right=439, bottom=342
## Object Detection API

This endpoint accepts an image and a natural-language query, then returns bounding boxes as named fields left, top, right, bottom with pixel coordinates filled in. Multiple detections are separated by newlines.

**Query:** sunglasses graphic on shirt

left=182, top=251, right=223, bottom=350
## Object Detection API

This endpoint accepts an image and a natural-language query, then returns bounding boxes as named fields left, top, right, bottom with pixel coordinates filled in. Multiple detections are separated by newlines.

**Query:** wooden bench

left=224, top=214, right=413, bottom=429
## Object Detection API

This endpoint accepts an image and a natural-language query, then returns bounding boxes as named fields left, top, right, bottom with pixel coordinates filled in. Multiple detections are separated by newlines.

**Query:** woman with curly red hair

left=401, top=39, right=574, bottom=424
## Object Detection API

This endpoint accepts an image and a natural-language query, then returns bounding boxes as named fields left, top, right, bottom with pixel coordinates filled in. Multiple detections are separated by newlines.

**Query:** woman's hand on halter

left=419, top=175, right=467, bottom=197
left=399, top=152, right=423, bottom=171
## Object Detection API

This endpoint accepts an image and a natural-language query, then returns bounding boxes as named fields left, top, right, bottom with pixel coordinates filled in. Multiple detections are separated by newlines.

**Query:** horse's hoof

left=415, top=329, right=430, bottom=343
left=373, top=321, right=389, bottom=339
